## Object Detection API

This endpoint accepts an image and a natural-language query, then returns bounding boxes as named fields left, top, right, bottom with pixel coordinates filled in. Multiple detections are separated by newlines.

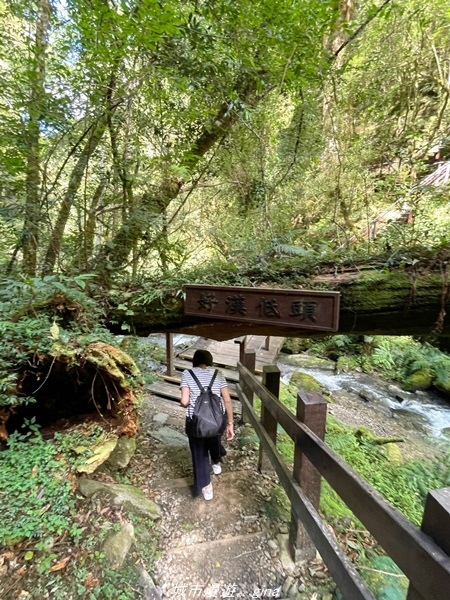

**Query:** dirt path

left=131, top=394, right=336, bottom=600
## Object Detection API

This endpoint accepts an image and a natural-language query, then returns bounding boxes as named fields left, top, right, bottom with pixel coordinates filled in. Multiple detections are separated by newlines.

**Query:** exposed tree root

left=2, top=341, right=142, bottom=440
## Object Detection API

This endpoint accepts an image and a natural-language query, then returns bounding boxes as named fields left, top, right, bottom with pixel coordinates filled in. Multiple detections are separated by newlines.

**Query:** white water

left=277, top=362, right=450, bottom=440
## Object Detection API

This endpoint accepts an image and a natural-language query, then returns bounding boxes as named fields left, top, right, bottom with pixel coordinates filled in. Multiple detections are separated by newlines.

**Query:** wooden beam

left=166, top=333, right=174, bottom=376
left=111, top=268, right=450, bottom=339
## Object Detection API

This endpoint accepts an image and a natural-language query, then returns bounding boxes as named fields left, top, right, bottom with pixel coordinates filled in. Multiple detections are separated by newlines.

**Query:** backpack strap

left=189, top=369, right=218, bottom=391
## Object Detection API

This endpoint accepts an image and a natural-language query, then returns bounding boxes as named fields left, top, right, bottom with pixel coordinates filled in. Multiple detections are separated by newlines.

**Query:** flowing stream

left=277, top=360, right=450, bottom=441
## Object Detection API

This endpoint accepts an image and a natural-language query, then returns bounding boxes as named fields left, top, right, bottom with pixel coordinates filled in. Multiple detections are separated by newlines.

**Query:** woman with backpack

left=180, top=349, right=235, bottom=500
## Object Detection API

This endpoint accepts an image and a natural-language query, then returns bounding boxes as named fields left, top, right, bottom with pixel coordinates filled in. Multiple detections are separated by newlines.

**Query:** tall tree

left=23, top=0, right=52, bottom=276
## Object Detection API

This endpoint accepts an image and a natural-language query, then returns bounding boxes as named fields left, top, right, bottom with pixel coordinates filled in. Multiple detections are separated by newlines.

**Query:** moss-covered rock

left=404, top=369, right=433, bottom=391
left=290, top=371, right=323, bottom=391
left=434, top=376, right=450, bottom=397
left=106, top=436, right=137, bottom=468
left=102, top=521, right=135, bottom=569
left=280, top=354, right=336, bottom=370
left=336, top=355, right=360, bottom=373
left=77, top=477, right=161, bottom=520
left=382, top=443, right=403, bottom=464
left=76, top=436, right=119, bottom=474
left=288, top=372, right=332, bottom=401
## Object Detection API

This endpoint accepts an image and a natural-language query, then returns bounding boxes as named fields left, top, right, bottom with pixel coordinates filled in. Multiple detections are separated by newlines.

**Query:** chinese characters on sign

left=184, top=285, right=340, bottom=332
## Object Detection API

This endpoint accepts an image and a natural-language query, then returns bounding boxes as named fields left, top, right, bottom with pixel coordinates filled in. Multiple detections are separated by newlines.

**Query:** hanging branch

left=334, top=0, right=393, bottom=58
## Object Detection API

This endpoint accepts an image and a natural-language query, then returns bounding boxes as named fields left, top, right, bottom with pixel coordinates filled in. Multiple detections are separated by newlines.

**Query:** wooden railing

left=236, top=351, right=450, bottom=600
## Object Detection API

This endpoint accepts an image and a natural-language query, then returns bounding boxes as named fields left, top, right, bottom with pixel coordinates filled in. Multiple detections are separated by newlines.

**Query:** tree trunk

left=73, top=176, right=109, bottom=271
left=22, top=0, right=51, bottom=276
left=92, top=78, right=260, bottom=276
left=41, top=117, right=108, bottom=275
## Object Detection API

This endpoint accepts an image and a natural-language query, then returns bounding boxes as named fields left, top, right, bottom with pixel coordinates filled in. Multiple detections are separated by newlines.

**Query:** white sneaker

left=202, top=483, right=213, bottom=500
left=212, top=463, right=222, bottom=475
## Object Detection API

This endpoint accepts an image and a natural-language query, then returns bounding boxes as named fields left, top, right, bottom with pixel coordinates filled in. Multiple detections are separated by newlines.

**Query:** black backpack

left=187, top=369, right=226, bottom=438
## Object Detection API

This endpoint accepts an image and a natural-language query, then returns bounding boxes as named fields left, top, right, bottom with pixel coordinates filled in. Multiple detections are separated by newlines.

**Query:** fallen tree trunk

left=109, top=267, right=450, bottom=340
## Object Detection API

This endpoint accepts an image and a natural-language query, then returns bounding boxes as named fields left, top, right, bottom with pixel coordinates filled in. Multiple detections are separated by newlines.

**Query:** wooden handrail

left=237, top=382, right=375, bottom=599
left=237, top=361, right=450, bottom=600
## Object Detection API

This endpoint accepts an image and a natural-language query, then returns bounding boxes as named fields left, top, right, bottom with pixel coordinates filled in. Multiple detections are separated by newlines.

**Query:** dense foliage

left=0, top=425, right=103, bottom=542
left=0, top=424, right=157, bottom=599
left=1, top=0, right=450, bottom=283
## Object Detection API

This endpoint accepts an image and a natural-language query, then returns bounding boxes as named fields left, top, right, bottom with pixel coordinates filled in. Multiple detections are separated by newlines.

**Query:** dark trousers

left=187, top=431, right=226, bottom=496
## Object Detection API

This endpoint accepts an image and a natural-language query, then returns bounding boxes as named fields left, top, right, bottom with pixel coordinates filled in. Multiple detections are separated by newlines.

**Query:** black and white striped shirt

left=180, top=367, right=227, bottom=418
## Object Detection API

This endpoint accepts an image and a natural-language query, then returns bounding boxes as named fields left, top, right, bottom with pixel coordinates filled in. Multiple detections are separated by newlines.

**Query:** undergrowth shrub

left=0, top=424, right=106, bottom=543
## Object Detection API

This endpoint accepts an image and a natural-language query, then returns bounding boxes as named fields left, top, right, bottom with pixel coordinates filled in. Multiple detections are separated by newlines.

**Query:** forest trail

left=133, top=392, right=335, bottom=600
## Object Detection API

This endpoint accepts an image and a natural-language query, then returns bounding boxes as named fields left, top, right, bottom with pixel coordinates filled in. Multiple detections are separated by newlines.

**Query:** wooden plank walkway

left=146, top=335, right=285, bottom=404
left=178, top=335, right=285, bottom=372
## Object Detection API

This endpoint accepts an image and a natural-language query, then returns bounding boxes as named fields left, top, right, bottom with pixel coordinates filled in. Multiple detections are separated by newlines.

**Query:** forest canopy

left=1, top=0, right=449, bottom=280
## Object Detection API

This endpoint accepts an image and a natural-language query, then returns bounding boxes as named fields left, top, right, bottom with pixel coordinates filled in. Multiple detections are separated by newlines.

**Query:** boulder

left=106, top=436, right=137, bottom=469
left=76, top=437, right=119, bottom=474
left=279, top=354, right=336, bottom=371
left=404, top=369, right=433, bottom=391
left=434, top=377, right=450, bottom=396
left=102, top=521, right=135, bottom=569
left=150, top=426, right=188, bottom=447
left=289, top=372, right=323, bottom=393
left=77, top=477, right=161, bottom=520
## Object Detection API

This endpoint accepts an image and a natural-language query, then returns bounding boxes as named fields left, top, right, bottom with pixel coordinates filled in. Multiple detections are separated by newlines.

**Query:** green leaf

left=50, top=321, right=60, bottom=340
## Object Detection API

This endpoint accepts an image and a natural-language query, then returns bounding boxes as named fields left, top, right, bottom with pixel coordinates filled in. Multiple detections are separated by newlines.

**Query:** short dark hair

left=192, top=349, right=213, bottom=367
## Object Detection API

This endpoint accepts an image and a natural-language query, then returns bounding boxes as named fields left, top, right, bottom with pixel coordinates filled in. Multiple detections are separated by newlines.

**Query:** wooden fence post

left=258, top=365, right=280, bottom=473
left=289, top=389, right=327, bottom=561
left=240, top=348, right=256, bottom=424
left=234, top=336, right=247, bottom=364
left=166, top=333, right=174, bottom=377
left=406, top=487, right=450, bottom=599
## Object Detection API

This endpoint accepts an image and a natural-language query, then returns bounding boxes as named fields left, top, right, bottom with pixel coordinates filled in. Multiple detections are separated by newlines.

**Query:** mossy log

left=110, top=267, right=450, bottom=341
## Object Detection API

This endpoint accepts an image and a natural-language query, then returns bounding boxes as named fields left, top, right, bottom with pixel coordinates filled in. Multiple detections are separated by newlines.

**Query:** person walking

left=180, top=349, right=234, bottom=500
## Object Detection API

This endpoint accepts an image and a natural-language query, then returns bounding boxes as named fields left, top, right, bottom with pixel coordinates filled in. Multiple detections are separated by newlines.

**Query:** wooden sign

left=184, top=285, right=340, bottom=332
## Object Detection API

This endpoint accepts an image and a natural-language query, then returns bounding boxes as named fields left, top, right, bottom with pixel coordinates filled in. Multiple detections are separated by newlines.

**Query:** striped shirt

left=180, top=367, right=228, bottom=418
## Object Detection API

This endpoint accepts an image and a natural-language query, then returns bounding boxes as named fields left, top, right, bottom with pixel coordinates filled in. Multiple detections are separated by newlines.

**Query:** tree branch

left=334, top=0, right=393, bottom=58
